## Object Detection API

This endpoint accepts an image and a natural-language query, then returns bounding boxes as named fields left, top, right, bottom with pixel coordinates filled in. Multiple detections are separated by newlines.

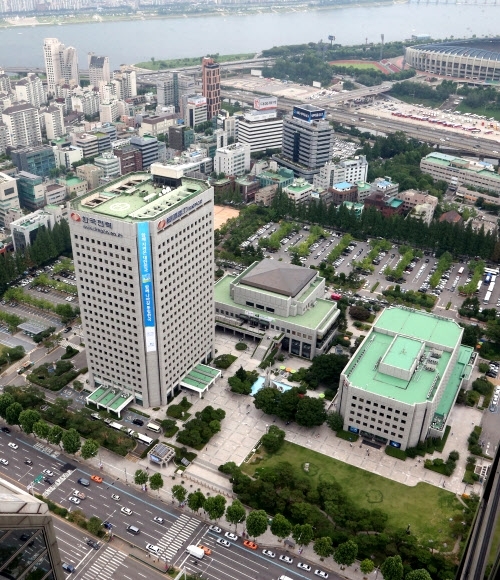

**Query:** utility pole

left=380, top=34, right=385, bottom=61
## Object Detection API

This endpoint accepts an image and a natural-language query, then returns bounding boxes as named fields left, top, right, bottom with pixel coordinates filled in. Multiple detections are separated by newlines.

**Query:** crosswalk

left=34, top=441, right=60, bottom=458
left=80, top=546, right=127, bottom=580
left=157, top=514, right=200, bottom=563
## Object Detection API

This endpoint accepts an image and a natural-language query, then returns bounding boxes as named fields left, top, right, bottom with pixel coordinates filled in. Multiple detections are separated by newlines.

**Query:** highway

left=221, top=86, right=499, bottom=156
left=0, top=426, right=337, bottom=580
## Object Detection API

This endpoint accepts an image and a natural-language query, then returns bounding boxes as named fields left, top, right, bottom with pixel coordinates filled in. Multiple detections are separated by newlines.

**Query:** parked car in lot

left=8, top=442, right=18, bottom=449
left=72, top=490, right=85, bottom=499
left=209, top=525, right=221, bottom=533
left=243, top=540, right=258, bottom=550
left=280, top=555, right=294, bottom=564
left=42, top=469, right=54, bottom=477
left=216, top=538, right=231, bottom=548
left=132, top=418, right=144, bottom=426
left=297, top=562, right=312, bottom=571
left=68, top=496, right=80, bottom=505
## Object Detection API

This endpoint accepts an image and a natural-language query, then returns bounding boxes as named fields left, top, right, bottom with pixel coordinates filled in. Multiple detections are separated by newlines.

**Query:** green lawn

left=455, top=102, right=500, bottom=122
left=243, top=441, right=463, bottom=548
left=389, top=93, right=445, bottom=109
left=331, top=62, right=381, bottom=71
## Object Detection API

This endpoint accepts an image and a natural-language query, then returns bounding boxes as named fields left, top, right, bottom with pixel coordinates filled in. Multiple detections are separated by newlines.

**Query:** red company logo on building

left=70, top=212, right=81, bottom=222
left=157, top=219, right=167, bottom=231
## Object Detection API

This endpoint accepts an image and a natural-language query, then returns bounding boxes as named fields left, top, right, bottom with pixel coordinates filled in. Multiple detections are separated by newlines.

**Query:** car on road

left=64, top=327, right=72, bottom=333
left=1, top=427, right=11, bottom=433
left=86, top=539, right=100, bottom=550
left=121, top=507, right=133, bottom=516
left=72, top=490, right=85, bottom=499
left=216, top=538, right=231, bottom=548
left=198, top=544, right=212, bottom=556
left=132, top=418, right=144, bottom=426
left=44, top=477, right=53, bottom=485
left=243, top=540, right=258, bottom=550
left=153, top=516, right=165, bottom=524
left=91, top=475, right=103, bottom=483
left=315, top=570, right=329, bottom=578
left=262, top=549, right=275, bottom=558
left=146, top=543, right=162, bottom=555
left=280, top=555, right=294, bottom=564
left=8, top=442, right=18, bottom=450
left=62, top=562, right=75, bottom=573
left=42, top=469, right=54, bottom=477
left=209, top=525, right=221, bottom=533
left=224, top=532, right=238, bottom=541
left=111, top=494, right=121, bottom=501
left=68, top=497, right=80, bottom=505
left=24, top=459, right=33, bottom=465
left=0, top=459, right=8, bottom=466
left=77, top=478, right=90, bottom=487
left=298, top=562, right=312, bottom=571
left=103, top=521, right=113, bottom=530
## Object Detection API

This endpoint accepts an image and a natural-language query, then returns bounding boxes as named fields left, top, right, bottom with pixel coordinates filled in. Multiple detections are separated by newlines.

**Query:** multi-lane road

left=0, top=427, right=337, bottom=580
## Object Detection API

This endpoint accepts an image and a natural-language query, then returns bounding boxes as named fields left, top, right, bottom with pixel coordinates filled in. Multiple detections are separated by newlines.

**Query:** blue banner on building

left=137, top=222, right=157, bottom=352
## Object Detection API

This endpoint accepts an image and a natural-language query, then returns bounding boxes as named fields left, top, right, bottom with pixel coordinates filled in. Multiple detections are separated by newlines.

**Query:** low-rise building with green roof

left=339, top=306, right=474, bottom=450
left=215, top=259, right=340, bottom=360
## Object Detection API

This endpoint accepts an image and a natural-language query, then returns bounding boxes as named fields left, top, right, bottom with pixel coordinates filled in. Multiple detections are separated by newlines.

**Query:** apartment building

left=112, top=68, right=137, bottom=99
left=11, top=145, right=56, bottom=178
left=14, top=73, right=46, bottom=108
left=2, top=102, right=42, bottom=147
left=88, top=53, right=111, bottom=88
left=43, top=37, right=79, bottom=93
left=0, top=172, right=20, bottom=227
left=69, top=172, right=215, bottom=407
left=0, top=121, right=11, bottom=154
left=338, top=307, right=474, bottom=450
left=43, top=105, right=65, bottom=140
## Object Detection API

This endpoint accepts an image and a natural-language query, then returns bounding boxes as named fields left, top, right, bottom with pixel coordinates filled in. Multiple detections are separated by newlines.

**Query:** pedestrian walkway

left=157, top=514, right=200, bottom=562
left=80, top=546, right=127, bottom=580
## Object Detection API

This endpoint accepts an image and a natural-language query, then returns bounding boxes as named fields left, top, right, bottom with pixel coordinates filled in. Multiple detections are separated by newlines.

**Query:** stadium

left=405, top=39, right=500, bottom=81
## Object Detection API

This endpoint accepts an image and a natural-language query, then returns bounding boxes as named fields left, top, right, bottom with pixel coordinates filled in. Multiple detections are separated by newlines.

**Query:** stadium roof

left=412, top=41, right=500, bottom=62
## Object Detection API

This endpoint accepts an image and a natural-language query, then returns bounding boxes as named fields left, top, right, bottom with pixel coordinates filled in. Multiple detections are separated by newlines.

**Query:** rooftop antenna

left=380, top=33, right=385, bottom=61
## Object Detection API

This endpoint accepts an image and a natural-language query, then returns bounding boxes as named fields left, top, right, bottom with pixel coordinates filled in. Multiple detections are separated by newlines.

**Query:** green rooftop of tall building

left=70, top=172, right=210, bottom=222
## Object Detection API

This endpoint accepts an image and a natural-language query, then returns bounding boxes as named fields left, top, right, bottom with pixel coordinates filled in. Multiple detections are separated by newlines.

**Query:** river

left=0, top=2, right=498, bottom=69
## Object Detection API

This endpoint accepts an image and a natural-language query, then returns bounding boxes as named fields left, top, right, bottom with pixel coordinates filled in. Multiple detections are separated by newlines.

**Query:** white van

left=146, top=423, right=161, bottom=434
left=186, top=545, right=204, bottom=559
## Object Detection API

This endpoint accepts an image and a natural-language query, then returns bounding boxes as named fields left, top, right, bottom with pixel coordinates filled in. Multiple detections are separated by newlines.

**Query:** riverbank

left=0, top=0, right=405, bottom=30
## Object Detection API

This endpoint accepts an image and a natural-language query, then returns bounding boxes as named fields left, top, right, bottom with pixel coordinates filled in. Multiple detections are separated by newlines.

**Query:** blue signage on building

left=293, top=105, right=326, bottom=123
left=137, top=222, right=157, bottom=352
left=389, top=440, right=401, bottom=448
left=348, top=426, right=359, bottom=434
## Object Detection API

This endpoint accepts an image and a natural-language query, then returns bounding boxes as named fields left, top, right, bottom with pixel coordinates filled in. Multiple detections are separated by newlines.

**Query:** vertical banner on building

left=137, top=222, right=157, bottom=352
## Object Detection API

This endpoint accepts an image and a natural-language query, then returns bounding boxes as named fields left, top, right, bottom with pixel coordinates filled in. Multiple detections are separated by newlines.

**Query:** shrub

left=448, top=450, right=460, bottom=462
left=61, top=345, right=78, bottom=360
left=213, top=354, right=237, bottom=369
left=235, top=342, right=248, bottom=351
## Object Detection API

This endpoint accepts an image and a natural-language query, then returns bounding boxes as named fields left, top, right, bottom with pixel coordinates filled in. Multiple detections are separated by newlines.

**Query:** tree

left=253, top=387, right=281, bottom=415
left=149, top=473, right=164, bottom=495
left=204, top=494, right=226, bottom=521
left=360, top=559, right=375, bottom=575
left=314, top=536, right=333, bottom=559
left=406, top=570, right=432, bottom=580
left=187, top=491, right=206, bottom=514
left=270, top=513, right=292, bottom=541
left=80, top=439, right=99, bottom=460
left=292, top=524, right=314, bottom=547
left=246, top=510, right=268, bottom=540
left=261, top=425, right=285, bottom=453
left=295, top=397, right=327, bottom=427
left=326, top=412, right=343, bottom=432
left=0, top=394, right=14, bottom=419
left=48, top=425, right=63, bottom=446
left=172, top=484, right=187, bottom=504
left=134, top=469, right=148, bottom=486
left=32, top=420, right=50, bottom=441
left=18, top=410, right=41, bottom=434
left=5, top=402, right=23, bottom=426
left=62, top=428, right=81, bottom=454
left=87, top=516, right=103, bottom=536
left=380, top=555, right=404, bottom=580
left=226, top=500, right=246, bottom=531
left=334, top=540, right=358, bottom=567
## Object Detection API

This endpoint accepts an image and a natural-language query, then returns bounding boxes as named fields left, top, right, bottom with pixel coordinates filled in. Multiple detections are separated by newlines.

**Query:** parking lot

left=233, top=221, right=498, bottom=321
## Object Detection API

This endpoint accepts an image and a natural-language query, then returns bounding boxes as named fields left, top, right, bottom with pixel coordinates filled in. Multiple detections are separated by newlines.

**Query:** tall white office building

left=313, top=155, right=369, bottom=190
left=69, top=172, right=215, bottom=407
left=43, top=38, right=79, bottom=93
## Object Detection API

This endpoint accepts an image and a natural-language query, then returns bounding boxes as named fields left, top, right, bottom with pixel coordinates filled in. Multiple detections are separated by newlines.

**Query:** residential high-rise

left=201, top=57, right=221, bottom=120
left=14, top=73, right=46, bottom=108
left=43, top=38, right=79, bottom=93
left=0, top=172, right=20, bottom=227
left=313, top=155, right=368, bottom=190
left=277, top=104, right=335, bottom=181
left=0, top=121, right=11, bottom=154
left=0, top=476, right=65, bottom=580
left=88, top=53, right=110, bottom=88
left=2, top=102, right=42, bottom=147
left=69, top=173, right=215, bottom=407
left=112, top=68, right=137, bottom=99
left=43, top=105, right=65, bottom=140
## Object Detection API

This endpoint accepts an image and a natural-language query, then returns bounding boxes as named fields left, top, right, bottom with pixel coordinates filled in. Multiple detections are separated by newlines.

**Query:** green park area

left=330, top=61, right=381, bottom=71
left=136, top=52, right=255, bottom=71
left=243, top=441, right=463, bottom=547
